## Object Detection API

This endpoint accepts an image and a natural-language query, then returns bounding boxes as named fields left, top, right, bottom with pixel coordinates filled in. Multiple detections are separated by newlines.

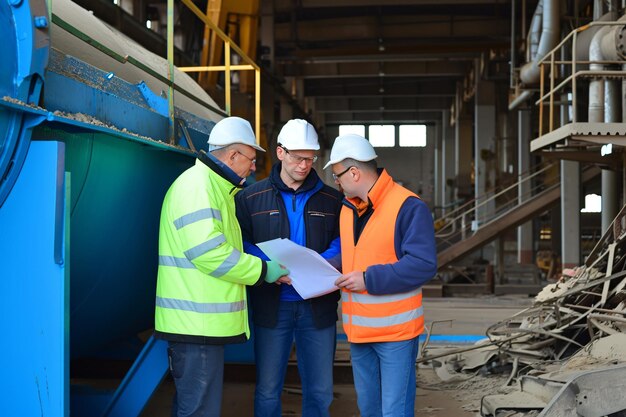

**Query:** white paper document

left=256, top=238, right=341, bottom=299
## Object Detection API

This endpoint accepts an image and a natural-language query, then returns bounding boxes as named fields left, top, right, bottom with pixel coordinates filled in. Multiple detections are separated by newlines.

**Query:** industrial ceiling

left=72, top=0, right=548, bottom=131
left=271, top=0, right=518, bottom=126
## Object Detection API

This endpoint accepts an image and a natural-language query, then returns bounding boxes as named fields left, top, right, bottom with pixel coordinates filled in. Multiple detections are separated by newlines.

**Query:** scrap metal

left=421, top=205, right=626, bottom=416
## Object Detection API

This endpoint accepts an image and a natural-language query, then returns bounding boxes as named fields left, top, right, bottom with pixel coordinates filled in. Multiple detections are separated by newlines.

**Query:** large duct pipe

left=520, top=0, right=560, bottom=85
left=575, top=12, right=617, bottom=62
left=510, top=0, right=559, bottom=111
left=589, top=26, right=612, bottom=123
left=588, top=15, right=626, bottom=123
left=526, top=1, right=542, bottom=63
left=588, top=14, right=626, bottom=233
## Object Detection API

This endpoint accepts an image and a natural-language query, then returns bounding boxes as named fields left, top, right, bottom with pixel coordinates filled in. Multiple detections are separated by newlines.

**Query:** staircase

left=436, top=164, right=600, bottom=271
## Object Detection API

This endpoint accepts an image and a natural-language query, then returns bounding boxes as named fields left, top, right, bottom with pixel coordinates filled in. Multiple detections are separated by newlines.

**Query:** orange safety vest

left=340, top=170, right=424, bottom=343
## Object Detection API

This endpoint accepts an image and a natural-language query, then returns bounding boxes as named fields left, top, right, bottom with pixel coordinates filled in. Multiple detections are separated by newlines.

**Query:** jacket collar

left=269, top=161, right=321, bottom=193
left=346, top=168, right=392, bottom=211
left=197, top=150, right=246, bottom=187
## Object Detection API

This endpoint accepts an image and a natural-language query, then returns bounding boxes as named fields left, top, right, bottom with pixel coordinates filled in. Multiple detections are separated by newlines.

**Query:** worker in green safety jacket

left=155, top=116, right=290, bottom=417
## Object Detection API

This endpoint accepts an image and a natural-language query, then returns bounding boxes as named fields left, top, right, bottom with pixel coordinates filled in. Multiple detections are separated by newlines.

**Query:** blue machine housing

left=0, top=0, right=48, bottom=206
left=0, top=0, right=233, bottom=415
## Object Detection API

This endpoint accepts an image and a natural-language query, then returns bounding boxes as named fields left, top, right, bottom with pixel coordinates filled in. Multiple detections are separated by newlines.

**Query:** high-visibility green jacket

left=154, top=152, right=264, bottom=344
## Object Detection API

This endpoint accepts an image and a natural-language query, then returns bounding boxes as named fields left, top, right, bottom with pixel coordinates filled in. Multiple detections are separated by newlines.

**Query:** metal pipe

left=508, top=89, right=533, bottom=111
left=167, top=0, right=175, bottom=143
left=511, top=0, right=516, bottom=89
left=574, top=13, right=615, bottom=65
left=526, top=0, right=543, bottom=63
left=589, top=26, right=612, bottom=123
left=603, top=66, right=620, bottom=233
left=520, top=0, right=559, bottom=85
left=587, top=8, right=622, bottom=170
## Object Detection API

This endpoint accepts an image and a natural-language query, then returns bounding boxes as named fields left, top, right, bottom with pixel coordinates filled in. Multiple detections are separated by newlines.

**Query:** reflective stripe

left=349, top=288, right=422, bottom=304
left=173, top=208, right=222, bottom=229
left=156, top=296, right=245, bottom=314
left=159, top=255, right=196, bottom=269
left=184, top=235, right=226, bottom=260
left=350, top=307, right=423, bottom=328
left=212, top=249, right=242, bottom=277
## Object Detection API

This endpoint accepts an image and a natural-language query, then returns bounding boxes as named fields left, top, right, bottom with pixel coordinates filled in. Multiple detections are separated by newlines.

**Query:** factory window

left=339, top=124, right=365, bottom=137
left=399, top=124, right=426, bottom=147
left=581, top=194, right=601, bottom=213
left=369, top=125, right=395, bottom=147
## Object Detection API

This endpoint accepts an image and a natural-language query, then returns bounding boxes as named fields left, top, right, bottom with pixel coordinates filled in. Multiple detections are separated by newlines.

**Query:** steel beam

left=324, top=110, right=441, bottom=124
left=280, top=60, right=468, bottom=78
left=314, top=96, right=451, bottom=112
left=304, top=77, right=458, bottom=97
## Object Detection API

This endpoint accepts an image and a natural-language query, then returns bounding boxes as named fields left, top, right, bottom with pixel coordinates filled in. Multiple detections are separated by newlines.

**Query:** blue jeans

left=168, top=342, right=225, bottom=417
left=254, top=301, right=336, bottom=417
left=350, top=337, right=419, bottom=417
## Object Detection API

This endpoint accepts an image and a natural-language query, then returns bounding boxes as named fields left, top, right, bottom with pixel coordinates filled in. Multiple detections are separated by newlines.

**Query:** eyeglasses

left=281, top=146, right=318, bottom=164
left=236, top=150, right=256, bottom=165
left=332, top=166, right=354, bottom=181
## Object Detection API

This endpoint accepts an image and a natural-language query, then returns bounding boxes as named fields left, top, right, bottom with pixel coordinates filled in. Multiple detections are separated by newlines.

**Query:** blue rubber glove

left=265, top=261, right=290, bottom=283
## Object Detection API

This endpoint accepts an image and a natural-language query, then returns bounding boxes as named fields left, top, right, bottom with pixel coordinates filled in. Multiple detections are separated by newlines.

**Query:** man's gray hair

left=210, top=143, right=236, bottom=156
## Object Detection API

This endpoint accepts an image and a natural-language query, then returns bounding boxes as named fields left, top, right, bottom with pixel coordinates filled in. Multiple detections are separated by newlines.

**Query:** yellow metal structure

left=167, top=0, right=262, bottom=148
left=197, top=0, right=259, bottom=94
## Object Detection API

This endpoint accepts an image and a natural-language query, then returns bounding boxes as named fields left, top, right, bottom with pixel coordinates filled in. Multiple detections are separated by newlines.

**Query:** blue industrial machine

left=0, top=0, right=229, bottom=415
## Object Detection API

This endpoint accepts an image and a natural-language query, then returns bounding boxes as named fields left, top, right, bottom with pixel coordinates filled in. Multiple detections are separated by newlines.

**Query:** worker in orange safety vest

left=325, top=133, right=437, bottom=417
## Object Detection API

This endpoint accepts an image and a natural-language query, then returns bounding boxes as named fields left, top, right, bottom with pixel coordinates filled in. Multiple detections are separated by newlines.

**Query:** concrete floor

left=137, top=295, right=531, bottom=417
left=142, top=367, right=482, bottom=417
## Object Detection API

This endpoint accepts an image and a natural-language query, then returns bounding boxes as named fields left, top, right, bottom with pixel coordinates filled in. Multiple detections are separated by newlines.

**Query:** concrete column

left=602, top=79, right=620, bottom=233
left=423, top=124, right=437, bottom=204
left=474, top=78, right=496, bottom=225
left=455, top=116, right=473, bottom=203
left=517, top=109, right=533, bottom=263
left=442, top=110, right=455, bottom=215
left=561, top=160, right=580, bottom=268
left=433, top=120, right=442, bottom=217
left=602, top=170, right=618, bottom=232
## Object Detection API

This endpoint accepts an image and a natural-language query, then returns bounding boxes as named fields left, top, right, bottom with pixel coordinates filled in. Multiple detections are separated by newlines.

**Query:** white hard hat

left=207, top=117, right=265, bottom=152
left=323, top=134, right=378, bottom=169
left=277, top=119, right=320, bottom=151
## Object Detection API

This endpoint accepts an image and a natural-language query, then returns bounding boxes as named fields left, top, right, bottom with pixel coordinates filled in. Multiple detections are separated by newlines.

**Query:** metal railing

left=435, top=161, right=559, bottom=252
left=535, top=21, right=626, bottom=136
left=166, top=0, right=261, bottom=143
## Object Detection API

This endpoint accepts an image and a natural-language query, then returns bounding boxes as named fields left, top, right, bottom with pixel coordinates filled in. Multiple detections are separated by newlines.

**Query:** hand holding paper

left=265, top=261, right=290, bottom=283
left=335, top=270, right=366, bottom=292
left=256, top=238, right=341, bottom=299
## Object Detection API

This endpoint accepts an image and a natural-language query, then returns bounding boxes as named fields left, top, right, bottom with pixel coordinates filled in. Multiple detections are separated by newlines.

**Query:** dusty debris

left=422, top=205, right=626, bottom=416
left=2, top=96, right=193, bottom=152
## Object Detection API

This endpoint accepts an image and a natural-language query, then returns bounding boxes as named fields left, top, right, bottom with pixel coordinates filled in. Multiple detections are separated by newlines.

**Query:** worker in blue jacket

left=235, top=119, right=342, bottom=417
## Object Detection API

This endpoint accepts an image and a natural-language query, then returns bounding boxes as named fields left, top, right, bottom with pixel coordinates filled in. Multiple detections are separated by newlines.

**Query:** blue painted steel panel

left=101, top=337, right=169, bottom=417
left=42, top=129, right=194, bottom=358
left=0, top=141, right=69, bottom=417
left=0, top=0, right=49, bottom=207
left=44, top=49, right=213, bottom=151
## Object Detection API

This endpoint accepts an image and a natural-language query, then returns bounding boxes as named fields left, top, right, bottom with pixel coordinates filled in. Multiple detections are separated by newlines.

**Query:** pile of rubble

left=422, top=208, right=626, bottom=416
